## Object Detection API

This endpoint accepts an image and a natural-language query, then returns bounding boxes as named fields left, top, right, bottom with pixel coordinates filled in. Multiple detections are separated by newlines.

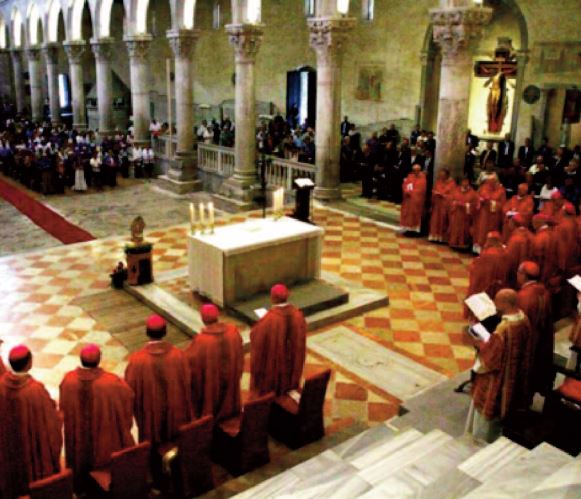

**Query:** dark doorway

left=286, top=66, right=316, bottom=129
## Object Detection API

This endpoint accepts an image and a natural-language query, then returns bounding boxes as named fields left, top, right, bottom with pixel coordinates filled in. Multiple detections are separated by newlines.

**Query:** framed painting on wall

left=355, top=64, right=383, bottom=102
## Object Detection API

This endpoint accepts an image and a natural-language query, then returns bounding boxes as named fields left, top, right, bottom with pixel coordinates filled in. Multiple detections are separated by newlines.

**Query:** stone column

left=430, top=2, right=492, bottom=179
left=510, top=50, right=529, bottom=140
left=308, top=16, right=355, bottom=201
left=63, top=41, right=87, bottom=130
left=26, top=47, right=43, bottom=122
left=160, top=29, right=202, bottom=193
left=90, top=38, right=115, bottom=135
left=42, top=43, right=61, bottom=125
left=10, top=50, right=25, bottom=114
left=125, top=35, right=152, bottom=147
left=218, top=23, right=263, bottom=208
left=0, top=50, right=13, bottom=102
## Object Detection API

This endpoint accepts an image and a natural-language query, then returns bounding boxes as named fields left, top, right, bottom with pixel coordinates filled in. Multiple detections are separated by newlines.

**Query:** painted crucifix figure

left=475, top=55, right=518, bottom=134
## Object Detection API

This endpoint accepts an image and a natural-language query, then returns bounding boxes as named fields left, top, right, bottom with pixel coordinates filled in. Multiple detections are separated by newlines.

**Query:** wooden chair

left=29, top=469, right=74, bottom=499
left=161, top=416, right=214, bottom=498
left=89, top=441, right=151, bottom=498
left=269, top=369, right=331, bottom=449
left=213, top=393, right=274, bottom=476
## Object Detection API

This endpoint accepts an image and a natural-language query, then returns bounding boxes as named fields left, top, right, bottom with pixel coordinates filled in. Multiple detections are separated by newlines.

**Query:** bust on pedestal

left=125, top=216, right=154, bottom=286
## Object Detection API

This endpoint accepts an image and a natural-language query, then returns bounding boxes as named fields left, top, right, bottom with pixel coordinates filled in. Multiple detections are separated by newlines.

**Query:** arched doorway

left=286, top=65, right=316, bottom=129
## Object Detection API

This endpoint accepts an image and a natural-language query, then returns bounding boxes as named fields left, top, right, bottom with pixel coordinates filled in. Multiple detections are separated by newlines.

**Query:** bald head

left=495, top=289, right=519, bottom=315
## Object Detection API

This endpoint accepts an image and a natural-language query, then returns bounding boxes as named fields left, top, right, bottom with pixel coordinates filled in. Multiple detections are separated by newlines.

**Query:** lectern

left=293, top=178, right=315, bottom=223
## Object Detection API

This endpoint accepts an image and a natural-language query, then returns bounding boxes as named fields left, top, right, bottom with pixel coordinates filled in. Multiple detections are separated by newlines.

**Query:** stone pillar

left=510, top=50, right=529, bottom=140
left=159, top=29, right=202, bottom=193
left=125, top=35, right=152, bottom=147
left=308, top=16, right=355, bottom=201
left=0, top=50, right=13, bottom=102
left=26, top=47, right=43, bottom=122
left=10, top=50, right=25, bottom=114
left=90, top=38, right=115, bottom=135
left=63, top=41, right=87, bottom=130
left=217, top=23, right=263, bottom=209
left=42, top=43, right=61, bottom=125
left=430, top=2, right=492, bottom=179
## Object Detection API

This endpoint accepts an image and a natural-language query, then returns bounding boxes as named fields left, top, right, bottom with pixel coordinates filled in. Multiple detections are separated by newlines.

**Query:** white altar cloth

left=188, top=217, right=324, bottom=307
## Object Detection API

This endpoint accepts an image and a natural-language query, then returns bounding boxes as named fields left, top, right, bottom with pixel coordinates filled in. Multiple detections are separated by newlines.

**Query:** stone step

left=357, top=430, right=454, bottom=486
left=369, top=435, right=485, bottom=496
left=528, top=458, right=581, bottom=498
left=462, top=442, right=574, bottom=498
left=332, top=421, right=400, bottom=462
left=349, top=428, right=424, bottom=470
left=458, top=436, right=529, bottom=483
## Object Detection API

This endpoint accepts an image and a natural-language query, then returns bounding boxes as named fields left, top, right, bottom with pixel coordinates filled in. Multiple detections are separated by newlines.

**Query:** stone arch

left=11, top=7, right=24, bottom=48
left=0, top=15, right=6, bottom=50
left=70, top=0, right=89, bottom=40
left=230, top=0, right=261, bottom=24
left=27, top=2, right=44, bottom=46
left=97, top=0, right=129, bottom=39
left=130, top=0, right=175, bottom=35
left=48, top=0, right=65, bottom=42
left=181, top=0, right=196, bottom=29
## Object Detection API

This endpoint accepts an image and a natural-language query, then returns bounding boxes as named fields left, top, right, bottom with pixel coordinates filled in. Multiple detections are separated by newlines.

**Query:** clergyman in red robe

left=465, top=231, right=508, bottom=319
left=428, top=168, right=456, bottom=243
left=400, top=164, right=427, bottom=234
left=505, top=214, right=534, bottom=287
left=473, top=175, right=507, bottom=253
left=516, top=262, right=554, bottom=399
left=554, top=203, right=578, bottom=276
left=0, top=346, right=62, bottom=498
left=250, top=284, right=307, bottom=397
left=185, top=304, right=243, bottom=422
left=448, top=177, right=479, bottom=250
left=125, top=315, right=193, bottom=446
left=60, top=344, right=135, bottom=491
left=502, top=183, right=534, bottom=242
left=531, top=214, right=559, bottom=291
left=466, top=290, right=530, bottom=442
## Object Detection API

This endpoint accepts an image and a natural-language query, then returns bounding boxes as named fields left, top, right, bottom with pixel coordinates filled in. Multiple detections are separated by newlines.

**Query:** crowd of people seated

left=0, top=284, right=310, bottom=497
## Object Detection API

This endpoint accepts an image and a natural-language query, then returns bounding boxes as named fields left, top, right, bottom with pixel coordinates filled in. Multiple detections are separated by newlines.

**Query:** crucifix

left=474, top=38, right=518, bottom=134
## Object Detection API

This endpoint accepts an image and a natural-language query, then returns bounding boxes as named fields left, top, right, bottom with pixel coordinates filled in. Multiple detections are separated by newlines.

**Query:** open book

left=287, top=390, right=301, bottom=404
left=464, top=292, right=497, bottom=321
left=468, top=323, right=491, bottom=343
left=567, top=275, right=581, bottom=292
left=294, top=178, right=315, bottom=188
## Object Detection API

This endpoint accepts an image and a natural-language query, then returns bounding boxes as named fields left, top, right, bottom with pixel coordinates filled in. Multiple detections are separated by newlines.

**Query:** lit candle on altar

left=189, top=202, right=196, bottom=232
left=207, top=202, right=215, bottom=228
left=199, top=203, right=206, bottom=227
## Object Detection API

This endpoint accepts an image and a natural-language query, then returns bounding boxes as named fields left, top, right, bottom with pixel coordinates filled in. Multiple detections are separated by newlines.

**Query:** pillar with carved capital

left=64, top=41, right=87, bottom=130
left=42, top=43, right=61, bottom=125
left=308, top=16, right=355, bottom=201
left=26, top=47, right=43, bottom=122
left=157, top=29, right=203, bottom=193
left=10, top=50, right=25, bottom=114
left=510, top=50, right=529, bottom=140
left=91, top=38, right=115, bottom=135
left=218, top=23, right=263, bottom=207
left=430, top=2, right=492, bottom=179
left=125, top=35, right=152, bottom=147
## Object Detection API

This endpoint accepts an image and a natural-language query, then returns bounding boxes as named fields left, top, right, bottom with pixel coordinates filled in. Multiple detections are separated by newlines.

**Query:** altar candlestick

left=189, top=202, right=196, bottom=233
left=199, top=203, right=206, bottom=228
left=208, top=202, right=215, bottom=229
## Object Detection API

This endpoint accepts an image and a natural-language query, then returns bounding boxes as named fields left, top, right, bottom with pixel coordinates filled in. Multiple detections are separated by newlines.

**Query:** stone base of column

left=157, top=152, right=203, bottom=194
left=213, top=175, right=260, bottom=212
left=314, top=186, right=342, bottom=202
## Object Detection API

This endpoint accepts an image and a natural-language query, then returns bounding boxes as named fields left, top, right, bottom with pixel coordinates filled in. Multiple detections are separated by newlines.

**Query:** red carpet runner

left=0, top=177, right=95, bottom=244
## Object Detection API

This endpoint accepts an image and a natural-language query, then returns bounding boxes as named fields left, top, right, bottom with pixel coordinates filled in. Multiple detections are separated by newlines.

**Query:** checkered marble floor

left=0, top=199, right=474, bottom=429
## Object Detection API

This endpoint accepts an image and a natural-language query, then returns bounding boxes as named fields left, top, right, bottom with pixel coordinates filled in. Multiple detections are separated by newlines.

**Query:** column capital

left=41, top=43, right=60, bottom=64
left=429, top=6, right=493, bottom=57
left=167, top=29, right=200, bottom=59
left=124, top=34, right=153, bottom=61
left=63, top=40, right=87, bottom=64
left=226, top=23, right=264, bottom=63
left=25, top=45, right=42, bottom=61
left=308, top=16, right=355, bottom=65
left=90, top=37, right=115, bottom=62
